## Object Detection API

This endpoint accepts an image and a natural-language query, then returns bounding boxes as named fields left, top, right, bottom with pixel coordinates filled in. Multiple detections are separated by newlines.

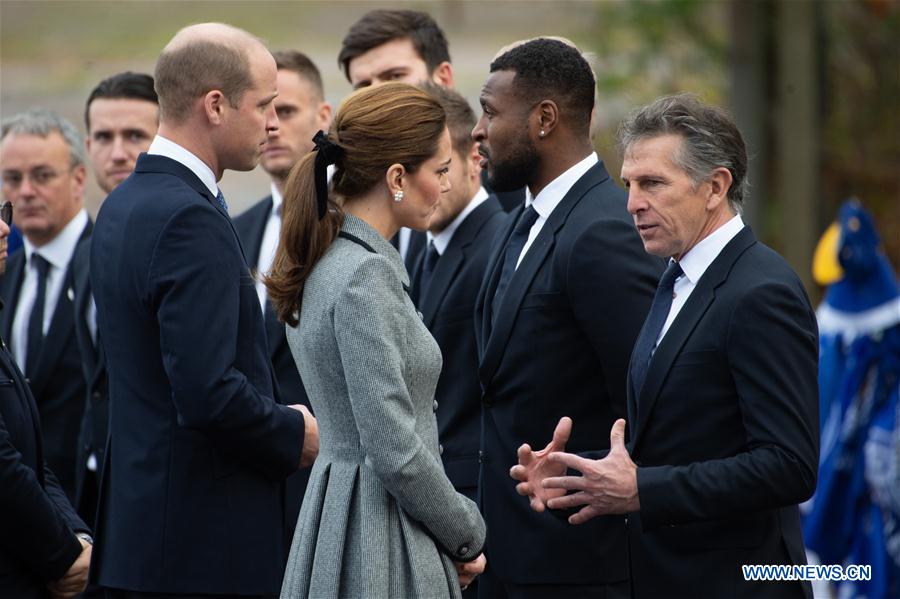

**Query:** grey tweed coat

left=280, top=215, right=486, bottom=599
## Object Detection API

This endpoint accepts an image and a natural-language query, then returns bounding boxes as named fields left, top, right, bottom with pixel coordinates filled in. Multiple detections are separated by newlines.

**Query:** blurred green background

left=2, top=0, right=898, bottom=298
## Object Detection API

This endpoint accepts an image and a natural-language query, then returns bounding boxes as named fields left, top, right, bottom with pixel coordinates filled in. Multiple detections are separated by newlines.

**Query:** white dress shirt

left=12, top=209, right=90, bottom=367
left=148, top=135, right=219, bottom=197
left=427, top=186, right=489, bottom=256
left=516, top=152, right=598, bottom=269
left=657, top=214, right=746, bottom=345
left=255, top=183, right=283, bottom=311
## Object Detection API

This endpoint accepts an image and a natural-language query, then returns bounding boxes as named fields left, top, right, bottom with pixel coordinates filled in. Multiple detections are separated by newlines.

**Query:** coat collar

left=341, top=214, right=409, bottom=287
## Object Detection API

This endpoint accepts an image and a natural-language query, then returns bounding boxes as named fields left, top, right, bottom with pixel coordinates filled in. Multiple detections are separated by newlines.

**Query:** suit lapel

left=476, top=205, right=520, bottom=354
left=420, top=198, right=501, bottom=327
left=242, top=196, right=272, bottom=269
left=29, top=221, right=92, bottom=398
left=631, top=227, right=757, bottom=452
left=479, top=162, right=611, bottom=386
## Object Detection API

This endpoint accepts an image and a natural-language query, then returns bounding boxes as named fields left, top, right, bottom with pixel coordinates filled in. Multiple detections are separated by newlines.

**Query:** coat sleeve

left=149, top=203, right=304, bottom=481
left=0, top=410, right=82, bottom=582
left=636, top=280, right=820, bottom=531
left=333, top=255, right=486, bottom=562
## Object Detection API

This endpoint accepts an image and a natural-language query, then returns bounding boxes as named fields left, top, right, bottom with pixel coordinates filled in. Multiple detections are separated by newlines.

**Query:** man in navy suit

left=0, top=109, right=91, bottom=503
left=516, top=95, right=819, bottom=598
left=0, top=203, right=92, bottom=599
left=233, top=49, right=330, bottom=551
left=410, top=84, right=506, bottom=500
left=471, top=39, right=663, bottom=598
left=72, top=71, right=159, bottom=529
left=409, top=84, right=506, bottom=599
left=89, top=24, right=318, bottom=598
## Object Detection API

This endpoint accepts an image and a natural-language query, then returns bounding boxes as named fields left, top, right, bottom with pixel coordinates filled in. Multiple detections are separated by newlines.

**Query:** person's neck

left=271, top=175, right=286, bottom=197
left=157, top=123, right=221, bottom=181
left=342, top=191, right=398, bottom=241
left=527, top=140, right=593, bottom=198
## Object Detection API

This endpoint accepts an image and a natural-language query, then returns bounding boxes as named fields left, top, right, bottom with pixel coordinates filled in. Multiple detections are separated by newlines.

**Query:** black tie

left=417, top=240, right=441, bottom=305
left=629, top=260, right=684, bottom=399
left=492, top=206, right=539, bottom=322
left=26, top=253, right=51, bottom=378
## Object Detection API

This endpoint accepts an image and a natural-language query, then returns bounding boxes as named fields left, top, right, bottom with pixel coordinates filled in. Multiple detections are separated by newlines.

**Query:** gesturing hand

left=47, top=536, right=91, bottom=599
left=509, top=416, right=572, bottom=512
left=543, top=419, right=639, bottom=524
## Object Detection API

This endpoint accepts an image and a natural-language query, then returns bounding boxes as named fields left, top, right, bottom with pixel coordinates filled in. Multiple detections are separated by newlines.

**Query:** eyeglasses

left=1, top=167, right=64, bottom=190
left=0, top=201, right=12, bottom=226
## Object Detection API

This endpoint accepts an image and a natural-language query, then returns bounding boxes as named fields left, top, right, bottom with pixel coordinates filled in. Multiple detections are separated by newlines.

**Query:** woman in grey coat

left=267, top=83, right=486, bottom=599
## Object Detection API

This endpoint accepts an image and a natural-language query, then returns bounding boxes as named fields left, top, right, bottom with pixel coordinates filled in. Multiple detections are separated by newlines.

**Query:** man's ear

left=706, top=167, right=734, bottom=212
left=535, top=100, right=559, bottom=139
left=317, top=102, right=333, bottom=131
left=431, top=62, right=454, bottom=88
left=203, top=90, right=227, bottom=125
left=469, top=142, right=483, bottom=181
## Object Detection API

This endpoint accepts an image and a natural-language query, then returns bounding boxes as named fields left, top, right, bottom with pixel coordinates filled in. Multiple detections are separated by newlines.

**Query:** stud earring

left=393, top=190, right=404, bottom=202
left=540, top=129, right=545, bottom=137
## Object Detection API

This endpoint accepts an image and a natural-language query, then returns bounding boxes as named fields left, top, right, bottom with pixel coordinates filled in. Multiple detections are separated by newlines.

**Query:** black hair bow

left=312, top=130, right=342, bottom=219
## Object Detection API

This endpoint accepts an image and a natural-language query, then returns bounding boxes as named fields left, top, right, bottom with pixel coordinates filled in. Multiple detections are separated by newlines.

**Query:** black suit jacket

left=70, top=236, right=107, bottom=522
left=233, top=194, right=313, bottom=551
left=89, top=154, right=305, bottom=595
left=410, top=195, right=506, bottom=499
left=474, top=161, right=663, bottom=585
left=625, top=227, right=819, bottom=599
left=0, top=222, right=91, bottom=501
left=0, top=321, right=87, bottom=598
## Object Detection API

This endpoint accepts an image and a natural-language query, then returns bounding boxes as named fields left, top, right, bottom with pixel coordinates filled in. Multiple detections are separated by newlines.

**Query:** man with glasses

left=0, top=108, right=91, bottom=503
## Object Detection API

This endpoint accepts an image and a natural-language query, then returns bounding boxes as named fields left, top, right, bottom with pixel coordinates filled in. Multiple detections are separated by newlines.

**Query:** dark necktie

left=491, top=206, right=539, bottom=322
left=26, top=253, right=51, bottom=378
left=215, top=189, right=229, bottom=214
left=629, top=260, right=684, bottom=399
left=417, top=240, right=441, bottom=305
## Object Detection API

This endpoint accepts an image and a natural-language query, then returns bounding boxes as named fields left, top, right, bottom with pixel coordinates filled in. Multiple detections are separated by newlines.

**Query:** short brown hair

left=272, top=50, right=324, bottom=101
left=266, top=82, right=446, bottom=326
left=420, top=82, right=475, bottom=157
left=154, top=38, right=254, bottom=123
left=338, top=10, right=450, bottom=82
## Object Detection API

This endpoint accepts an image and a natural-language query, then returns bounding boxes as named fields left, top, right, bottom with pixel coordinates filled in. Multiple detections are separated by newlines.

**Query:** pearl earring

left=540, top=129, right=545, bottom=137
left=393, top=190, right=404, bottom=202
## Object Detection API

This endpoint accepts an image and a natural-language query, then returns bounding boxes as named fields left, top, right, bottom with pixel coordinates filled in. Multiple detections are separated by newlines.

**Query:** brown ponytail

left=265, top=82, right=446, bottom=326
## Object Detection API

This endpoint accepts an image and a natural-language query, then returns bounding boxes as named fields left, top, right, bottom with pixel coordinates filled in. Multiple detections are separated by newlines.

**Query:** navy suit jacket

left=70, top=236, right=107, bottom=522
left=89, top=154, right=305, bottom=595
left=0, top=222, right=91, bottom=501
left=0, top=320, right=87, bottom=598
left=410, top=195, right=506, bottom=499
left=232, top=194, right=313, bottom=551
left=625, top=227, right=819, bottom=599
left=474, top=160, right=663, bottom=585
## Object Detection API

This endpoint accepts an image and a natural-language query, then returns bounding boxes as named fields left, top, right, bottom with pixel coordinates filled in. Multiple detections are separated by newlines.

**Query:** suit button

left=456, top=544, right=469, bottom=558
left=439, top=444, right=444, bottom=456
left=433, top=400, right=439, bottom=411
left=93, top=391, right=102, bottom=399
left=416, top=310, right=424, bottom=320
left=478, top=450, right=486, bottom=464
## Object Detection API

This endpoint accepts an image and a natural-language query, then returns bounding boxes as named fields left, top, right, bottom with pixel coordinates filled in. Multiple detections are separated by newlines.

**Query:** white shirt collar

left=677, top=214, right=745, bottom=284
left=270, top=182, right=283, bottom=216
left=148, top=135, right=219, bottom=198
left=23, top=209, right=89, bottom=270
left=428, top=186, right=489, bottom=255
left=525, top=152, right=598, bottom=219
